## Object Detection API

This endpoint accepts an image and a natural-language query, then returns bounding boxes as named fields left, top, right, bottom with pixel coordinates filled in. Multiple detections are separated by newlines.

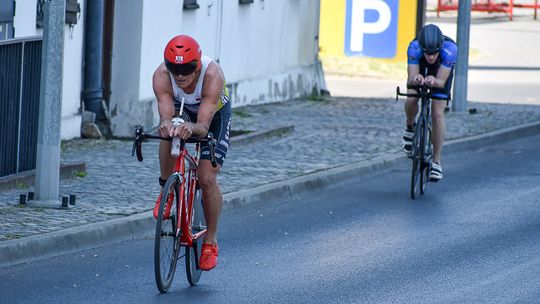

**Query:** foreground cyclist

left=152, top=35, right=231, bottom=271
left=402, top=24, right=457, bottom=182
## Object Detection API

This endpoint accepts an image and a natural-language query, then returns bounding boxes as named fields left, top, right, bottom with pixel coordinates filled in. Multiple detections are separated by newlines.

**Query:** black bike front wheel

left=186, top=186, right=206, bottom=286
left=420, top=123, right=432, bottom=195
left=410, top=124, right=422, bottom=199
left=411, top=155, right=420, bottom=199
left=154, top=175, right=181, bottom=293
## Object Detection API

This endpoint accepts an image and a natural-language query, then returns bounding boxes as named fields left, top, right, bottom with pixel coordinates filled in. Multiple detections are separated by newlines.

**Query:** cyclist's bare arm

left=427, top=66, right=452, bottom=88
left=407, top=64, right=451, bottom=88
left=407, top=64, right=423, bottom=88
left=153, top=63, right=176, bottom=137
left=179, top=61, right=224, bottom=139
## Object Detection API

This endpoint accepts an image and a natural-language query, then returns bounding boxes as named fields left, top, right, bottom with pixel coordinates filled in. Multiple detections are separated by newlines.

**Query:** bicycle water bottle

left=170, top=117, right=184, bottom=157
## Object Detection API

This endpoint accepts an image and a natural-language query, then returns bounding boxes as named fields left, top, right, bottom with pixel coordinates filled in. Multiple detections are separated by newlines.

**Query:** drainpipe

left=82, top=0, right=109, bottom=137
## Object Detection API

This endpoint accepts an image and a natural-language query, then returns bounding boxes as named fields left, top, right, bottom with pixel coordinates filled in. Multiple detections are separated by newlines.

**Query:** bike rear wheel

left=186, top=186, right=206, bottom=286
left=154, top=175, right=181, bottom=293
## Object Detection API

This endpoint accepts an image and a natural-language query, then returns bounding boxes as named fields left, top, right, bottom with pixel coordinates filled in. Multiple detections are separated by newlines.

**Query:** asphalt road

left=1, top=134, right=539, bottom=304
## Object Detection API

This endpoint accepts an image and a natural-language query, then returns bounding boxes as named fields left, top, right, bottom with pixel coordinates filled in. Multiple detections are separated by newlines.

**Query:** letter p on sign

left=344, top=0, right=398, bottom=58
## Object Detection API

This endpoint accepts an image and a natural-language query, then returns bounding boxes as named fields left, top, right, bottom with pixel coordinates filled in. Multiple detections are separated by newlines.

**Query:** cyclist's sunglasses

left=423, top=48, right=440, bottom=55
left=165, top=60, right=198, bottom=76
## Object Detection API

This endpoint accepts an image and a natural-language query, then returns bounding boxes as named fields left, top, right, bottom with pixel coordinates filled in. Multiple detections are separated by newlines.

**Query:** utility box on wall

left=36, top=0, right=80, bottom=28
left=0, top=0, right=15, bottom=40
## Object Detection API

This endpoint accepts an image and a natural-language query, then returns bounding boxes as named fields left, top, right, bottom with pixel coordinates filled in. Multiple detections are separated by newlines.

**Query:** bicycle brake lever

left=133, top=126, right=144, bottom=162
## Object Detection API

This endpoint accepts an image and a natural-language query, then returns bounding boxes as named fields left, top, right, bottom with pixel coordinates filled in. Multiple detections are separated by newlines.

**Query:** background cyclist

left=402, top=24, right=458, bottom=182
left=152, top=35, right=232, bottom=271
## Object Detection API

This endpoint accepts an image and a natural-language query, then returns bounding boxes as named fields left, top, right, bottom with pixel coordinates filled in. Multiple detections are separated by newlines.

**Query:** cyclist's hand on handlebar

left=158, top=119, right=174, bottom=138
left=424, top=75, right=437, bottom=87
left=413, top=74, right=425, bottom=85
left=171, top=122, right=194, bottom=140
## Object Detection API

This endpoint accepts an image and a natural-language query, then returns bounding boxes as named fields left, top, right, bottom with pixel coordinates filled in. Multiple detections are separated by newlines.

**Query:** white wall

left=13, top=0, right=83, bottom=140
left=11, top=0, right=325, bottom=139
left=110, top=0, right=325, bottom=137
left=13, top=0, right=37, bottom=37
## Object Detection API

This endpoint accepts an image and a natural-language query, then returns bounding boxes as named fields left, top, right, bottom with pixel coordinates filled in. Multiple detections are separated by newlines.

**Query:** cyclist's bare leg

left=404, top=93, right=419, bottom=127
left=159, top=140, right=176, bottom=180
left=197, top=160, right=222, bottom=245
left=431, top=99, right=446, bottom=164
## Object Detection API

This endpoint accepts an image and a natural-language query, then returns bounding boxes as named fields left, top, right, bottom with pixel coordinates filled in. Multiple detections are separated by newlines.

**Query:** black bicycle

left=396, top=85, right=435, bottom=199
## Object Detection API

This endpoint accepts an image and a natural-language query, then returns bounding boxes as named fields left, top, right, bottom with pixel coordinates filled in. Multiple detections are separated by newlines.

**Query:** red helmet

left=163, top=35, right=202, bottom=76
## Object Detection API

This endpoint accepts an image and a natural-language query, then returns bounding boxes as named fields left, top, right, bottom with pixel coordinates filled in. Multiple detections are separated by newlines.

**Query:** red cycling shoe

left=199, top=243, right=219, bottom=271
left=153, top=191, right=174, bottom=219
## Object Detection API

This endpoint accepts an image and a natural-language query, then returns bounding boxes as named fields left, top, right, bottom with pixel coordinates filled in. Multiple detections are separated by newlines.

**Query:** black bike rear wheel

left=154, top=175, right=181, bottom=293
left=186, top=186, right=206, bottom=286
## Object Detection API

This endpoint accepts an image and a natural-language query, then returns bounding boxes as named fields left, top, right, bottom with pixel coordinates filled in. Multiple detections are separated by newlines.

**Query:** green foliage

left=233, top=108, right=251, bottom=118
left=73, top=170, right=87, bottom=178
left=307, top=94, right=326, bottom=102
left=230, top=129, right=253, bottom=137
left=15, top=181, right=28, bottom=189
left=320, top=54, right=407, bottom=80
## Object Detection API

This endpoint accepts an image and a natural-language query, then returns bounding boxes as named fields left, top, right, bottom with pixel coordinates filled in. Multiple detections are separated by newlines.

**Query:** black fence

left=0, top=37, right=42, bottom=178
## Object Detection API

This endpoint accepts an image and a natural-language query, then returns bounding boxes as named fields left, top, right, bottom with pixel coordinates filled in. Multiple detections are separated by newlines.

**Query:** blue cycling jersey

left=407, top=37, right=458, bottom=69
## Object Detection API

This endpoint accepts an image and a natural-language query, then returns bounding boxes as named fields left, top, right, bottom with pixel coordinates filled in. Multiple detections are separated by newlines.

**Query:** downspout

left=82, top=0, right=110, bottom=137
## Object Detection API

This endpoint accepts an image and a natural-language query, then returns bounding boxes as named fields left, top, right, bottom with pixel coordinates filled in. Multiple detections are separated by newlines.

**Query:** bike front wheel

left=186, top=187, right=206, bottom=286
left=154, top=175, right=181, bottom=293
left=410, top=122, right=423, bottom=199
left=419, top=123, right=432, bottom=195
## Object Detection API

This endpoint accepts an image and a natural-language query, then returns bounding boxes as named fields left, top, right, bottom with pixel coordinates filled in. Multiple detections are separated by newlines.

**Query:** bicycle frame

left=174, top=142, right=205, bottom=248
left=131, top=126, right=217, bottom=248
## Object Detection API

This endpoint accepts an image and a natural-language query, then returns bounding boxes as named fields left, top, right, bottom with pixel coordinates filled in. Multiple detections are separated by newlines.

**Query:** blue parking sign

left=344, top=0, right=399, bottom=58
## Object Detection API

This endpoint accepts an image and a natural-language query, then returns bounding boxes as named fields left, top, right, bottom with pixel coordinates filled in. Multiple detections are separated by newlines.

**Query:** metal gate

left=0, top=37, right=42, bottom=178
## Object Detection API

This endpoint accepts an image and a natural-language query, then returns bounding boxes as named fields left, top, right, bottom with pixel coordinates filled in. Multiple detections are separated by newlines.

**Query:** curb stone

left=0, top=163, right=86, bottom=192
left=1, top=121, right=539, bottom=268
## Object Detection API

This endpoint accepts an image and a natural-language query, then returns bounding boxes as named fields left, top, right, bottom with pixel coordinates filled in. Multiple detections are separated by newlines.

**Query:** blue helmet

left=419, top=24, right=443, bottom=55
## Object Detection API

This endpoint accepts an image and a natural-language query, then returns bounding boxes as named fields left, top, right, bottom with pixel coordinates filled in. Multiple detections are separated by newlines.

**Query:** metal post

left=416, top=0, right=427, bottom=35
left=34, top=0, right=65, bottom=206
left=452, top=0, right=471, bottom=112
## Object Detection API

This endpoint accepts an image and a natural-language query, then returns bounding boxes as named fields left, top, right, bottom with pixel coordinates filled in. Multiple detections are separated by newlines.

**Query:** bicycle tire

left=420, top=122, right=432, bottom=195
left=410, top=121, right=422, bottom=199
left=154, top=174, right=181, bottom=293
left=186, top=185, right=205, bottom=286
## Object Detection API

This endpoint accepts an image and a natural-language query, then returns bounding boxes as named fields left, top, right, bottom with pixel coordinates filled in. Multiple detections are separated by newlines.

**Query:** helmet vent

left=175, top=45, right=185, bottom=49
